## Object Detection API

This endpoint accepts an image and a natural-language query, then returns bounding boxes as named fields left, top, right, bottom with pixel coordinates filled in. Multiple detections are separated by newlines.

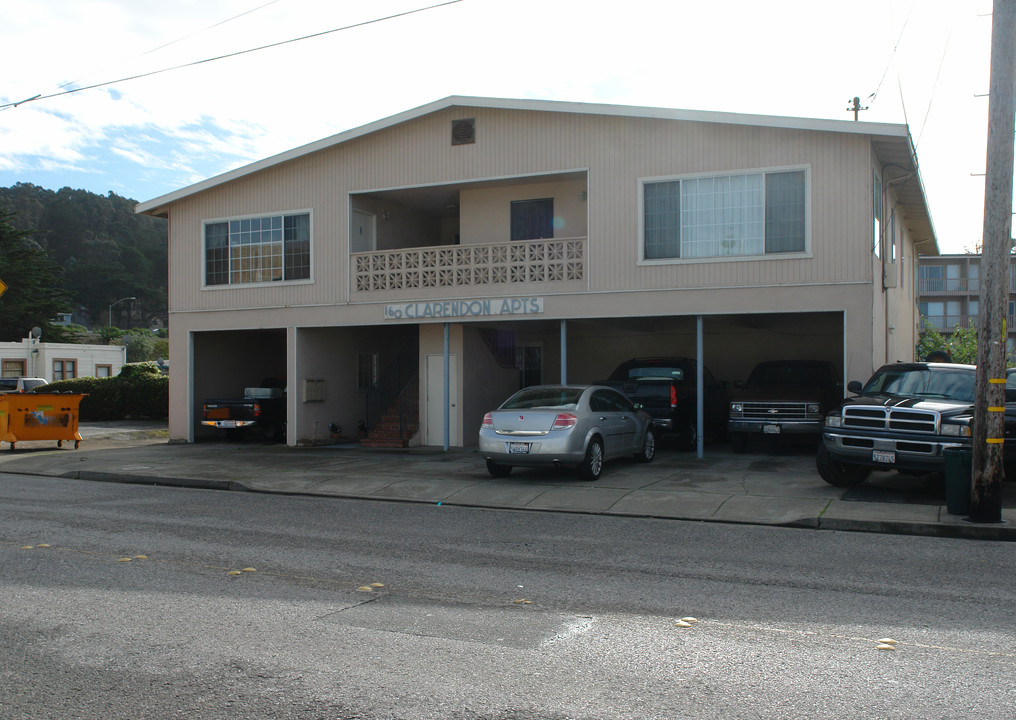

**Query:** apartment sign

left=384, top=297, right=544, bottom=320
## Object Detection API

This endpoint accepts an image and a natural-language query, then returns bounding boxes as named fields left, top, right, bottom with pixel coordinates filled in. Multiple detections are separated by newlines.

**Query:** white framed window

left=640, top=167, right=808, bottom=262
left=204, top=211, right=311, bottom=286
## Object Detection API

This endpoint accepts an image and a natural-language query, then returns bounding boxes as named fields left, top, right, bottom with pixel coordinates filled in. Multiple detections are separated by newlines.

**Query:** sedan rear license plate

left=508, top=442, right=531, bottom=454
left=763, top=424, right=781, bottom=434
left=872, top=450, right=895, bottom=464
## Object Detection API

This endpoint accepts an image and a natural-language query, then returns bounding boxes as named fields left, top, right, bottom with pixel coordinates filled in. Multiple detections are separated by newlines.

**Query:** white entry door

left=351, top=210, right=375, bottom=253
left=425, top=354, right=458, bottom=446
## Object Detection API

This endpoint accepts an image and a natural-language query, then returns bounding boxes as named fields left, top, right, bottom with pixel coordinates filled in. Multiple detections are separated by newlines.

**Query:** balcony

left=352, top=236, right=586, bottom=300
left=918, top=278, right=980, bottom=294
left=924, top=313, right=1016, bottom=332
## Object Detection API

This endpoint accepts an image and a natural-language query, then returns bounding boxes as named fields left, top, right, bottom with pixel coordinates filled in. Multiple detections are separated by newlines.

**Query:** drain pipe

left=560, top=319, right=568, bottom=384
left=697, top=315, right=704, bottom=459
left=443, top=322, right=450, bottom=451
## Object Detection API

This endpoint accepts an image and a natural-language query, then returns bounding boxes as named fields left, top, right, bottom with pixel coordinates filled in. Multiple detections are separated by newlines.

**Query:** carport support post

left=443, top=323, right=450, bottom=451
left=560, top=320, right=567, bottom=384
left=696, top=315, right=704, bottom=458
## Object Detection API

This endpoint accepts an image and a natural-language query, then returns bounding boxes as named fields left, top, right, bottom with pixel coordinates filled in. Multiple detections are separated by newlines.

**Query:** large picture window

left=205, top=212, right=310, bottom=286
left=642, top=169, right=807, bottom=261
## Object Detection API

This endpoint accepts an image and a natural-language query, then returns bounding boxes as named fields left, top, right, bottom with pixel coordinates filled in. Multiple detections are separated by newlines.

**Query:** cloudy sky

left=0, top=0, right=1000, bottom=253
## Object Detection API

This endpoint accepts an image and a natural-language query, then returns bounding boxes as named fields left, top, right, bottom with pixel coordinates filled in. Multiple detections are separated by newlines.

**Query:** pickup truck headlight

left=806, top=403, right=821, bottom=414
left=730, top=402, right=743, bottom=413
left=941, top=424, right=972, bottom=437
left=824, top=415, right=841, bottom=428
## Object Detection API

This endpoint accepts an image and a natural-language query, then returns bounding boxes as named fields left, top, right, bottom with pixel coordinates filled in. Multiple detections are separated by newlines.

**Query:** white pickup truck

left=0, top=377, right=48, bottom=393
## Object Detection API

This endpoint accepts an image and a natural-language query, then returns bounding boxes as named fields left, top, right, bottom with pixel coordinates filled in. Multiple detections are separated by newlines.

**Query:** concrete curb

left=22, top=465, right=1013, bottom=541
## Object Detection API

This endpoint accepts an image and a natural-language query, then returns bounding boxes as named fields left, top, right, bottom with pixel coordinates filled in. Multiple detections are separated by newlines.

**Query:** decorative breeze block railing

left=354, top=238, right=585, bottom=292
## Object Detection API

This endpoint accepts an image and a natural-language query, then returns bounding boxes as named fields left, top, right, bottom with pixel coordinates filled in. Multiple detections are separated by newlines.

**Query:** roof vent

left=451, top=118, right=475, bottom=146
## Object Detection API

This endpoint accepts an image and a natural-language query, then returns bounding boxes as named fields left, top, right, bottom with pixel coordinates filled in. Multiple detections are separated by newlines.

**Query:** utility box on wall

left=303, top=379, right=326, bottom=402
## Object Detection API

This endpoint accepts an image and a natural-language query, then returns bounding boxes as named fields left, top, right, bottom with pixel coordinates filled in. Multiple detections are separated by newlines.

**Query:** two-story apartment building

left=917, top=253, right=1016, bottom=356
left=137, top=97, right=936, bottom=448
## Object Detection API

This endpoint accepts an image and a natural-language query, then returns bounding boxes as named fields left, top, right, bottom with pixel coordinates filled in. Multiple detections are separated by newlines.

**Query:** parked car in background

left=817, top=362, right=980, bottom=486
left=478, top=385, right=656, bottom=480
left=201, top=377, right=287, bottom=442
left=0, top=377, right=48, bottom=393
left=728, top=360, right=842, bottom=452
left=599, top=357, right=727, bottom=450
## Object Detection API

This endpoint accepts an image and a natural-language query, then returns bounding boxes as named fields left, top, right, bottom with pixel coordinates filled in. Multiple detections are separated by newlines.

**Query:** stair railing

left=365, top=351, right=417, bottom=439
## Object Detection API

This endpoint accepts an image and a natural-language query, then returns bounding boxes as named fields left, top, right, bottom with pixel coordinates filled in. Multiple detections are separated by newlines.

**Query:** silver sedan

left=478, top=385, right=656, bottom=480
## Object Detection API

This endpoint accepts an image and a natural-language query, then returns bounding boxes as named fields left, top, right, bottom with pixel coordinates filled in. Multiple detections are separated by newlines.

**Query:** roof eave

left=136, top=95, right=916, bottom=215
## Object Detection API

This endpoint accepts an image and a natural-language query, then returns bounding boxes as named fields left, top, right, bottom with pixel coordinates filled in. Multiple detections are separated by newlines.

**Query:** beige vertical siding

left=167, top=106, right=883, bottom=320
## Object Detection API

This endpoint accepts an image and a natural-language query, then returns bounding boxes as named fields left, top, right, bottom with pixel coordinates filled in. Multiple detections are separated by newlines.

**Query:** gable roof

left=135, top=95, right=936, bottom=250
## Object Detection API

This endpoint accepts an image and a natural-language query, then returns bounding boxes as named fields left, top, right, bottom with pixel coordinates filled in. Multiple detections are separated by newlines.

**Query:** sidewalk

left=0, top=421, right=1013, bottom=540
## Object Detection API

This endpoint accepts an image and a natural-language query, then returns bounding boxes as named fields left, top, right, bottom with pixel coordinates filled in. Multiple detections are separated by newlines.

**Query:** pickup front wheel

left=816, top=444, right=869, bottom=487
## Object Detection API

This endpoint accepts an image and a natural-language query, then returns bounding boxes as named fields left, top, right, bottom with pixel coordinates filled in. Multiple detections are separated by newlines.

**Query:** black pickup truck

left=817, top=362, right=987, bottom=486
left=201, top=377, right=287, bottom=442
left=600, top=357, right=728, bottom=449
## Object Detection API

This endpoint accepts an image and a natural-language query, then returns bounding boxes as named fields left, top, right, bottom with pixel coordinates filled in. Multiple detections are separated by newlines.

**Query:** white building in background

left=0, top=338, right=127, bottom=381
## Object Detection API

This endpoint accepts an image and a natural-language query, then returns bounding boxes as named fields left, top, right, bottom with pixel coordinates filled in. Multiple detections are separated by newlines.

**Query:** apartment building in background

left=918, top=253, right=1016, bottom=356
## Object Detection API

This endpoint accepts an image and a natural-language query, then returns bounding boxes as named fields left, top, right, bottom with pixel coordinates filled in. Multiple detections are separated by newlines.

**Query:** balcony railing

left=924, top=313, right=1016, bottom=332
left=353, top=237, right=585, bottom=293
left=918, top=278, right=980, bottom=293
left=918, top=277, right=1016, bottom=294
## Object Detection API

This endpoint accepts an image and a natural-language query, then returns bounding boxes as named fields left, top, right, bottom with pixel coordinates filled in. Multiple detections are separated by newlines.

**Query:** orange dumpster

left=0, top=392, right=86, bottom=450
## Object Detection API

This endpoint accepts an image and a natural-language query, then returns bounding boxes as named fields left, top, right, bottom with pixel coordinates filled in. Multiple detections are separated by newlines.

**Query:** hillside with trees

left=0, top=183, right=167, bottom=343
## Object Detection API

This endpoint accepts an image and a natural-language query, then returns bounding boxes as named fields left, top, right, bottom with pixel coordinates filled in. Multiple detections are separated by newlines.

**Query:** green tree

left=0, top=208, right=73, bottom=341
left=917, top=318, right=950, bottom=360
left=949, top=320, right=980, bottom=365
left=0, top=183, right=168, bottom=331
left=917, top=317, right=983, bottom=365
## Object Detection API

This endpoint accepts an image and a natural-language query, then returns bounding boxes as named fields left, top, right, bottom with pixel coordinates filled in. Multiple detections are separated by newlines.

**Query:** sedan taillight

left=481, top=413, right=494, bottom=429
left=552, top=413, right=577, bottom=429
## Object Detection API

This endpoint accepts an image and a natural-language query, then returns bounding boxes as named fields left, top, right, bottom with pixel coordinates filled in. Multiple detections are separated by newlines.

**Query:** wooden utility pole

left=971, top=0, right=1016, bottom=523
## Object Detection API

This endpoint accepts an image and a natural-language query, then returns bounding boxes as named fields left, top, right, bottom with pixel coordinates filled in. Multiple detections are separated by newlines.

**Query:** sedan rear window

left=501, top=387, right=582, bottom=410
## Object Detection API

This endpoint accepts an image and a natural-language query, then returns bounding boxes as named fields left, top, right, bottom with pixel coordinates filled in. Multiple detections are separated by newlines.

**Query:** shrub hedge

left=38, top=361, right=168, bottom=421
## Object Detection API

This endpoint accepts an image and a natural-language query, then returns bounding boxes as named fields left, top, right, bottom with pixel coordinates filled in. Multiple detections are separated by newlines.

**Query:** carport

left=452, top=311, right=844, bottom=456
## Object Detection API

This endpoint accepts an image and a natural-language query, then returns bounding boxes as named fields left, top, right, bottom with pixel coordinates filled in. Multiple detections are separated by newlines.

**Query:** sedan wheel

left=486, top=459, right=512, bottom=478
left=579, top=437, right=604, bottom=480
left=634, top=428, right=656, bottom=463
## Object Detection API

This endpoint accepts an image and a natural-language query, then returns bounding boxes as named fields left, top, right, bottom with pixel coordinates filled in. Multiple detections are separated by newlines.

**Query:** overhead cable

left=1, top=0, right=462, bottom=110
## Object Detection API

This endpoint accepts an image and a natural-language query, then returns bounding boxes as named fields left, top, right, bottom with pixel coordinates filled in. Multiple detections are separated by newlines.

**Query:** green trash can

left=943, top=446, right=972, bottom=515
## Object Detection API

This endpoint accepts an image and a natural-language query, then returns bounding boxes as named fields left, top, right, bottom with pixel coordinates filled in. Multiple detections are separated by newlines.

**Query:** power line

left=867, top=0, right=917, bottom=105
left=1, top=0, right=462, bottom=110
left=915, top=30, right=953, bottom=149
left=55, top=0, right=284, bottom=93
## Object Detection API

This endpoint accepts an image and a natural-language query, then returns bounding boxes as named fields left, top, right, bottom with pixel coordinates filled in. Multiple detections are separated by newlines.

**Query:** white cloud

left=0, top=0, right=1002, bottom=251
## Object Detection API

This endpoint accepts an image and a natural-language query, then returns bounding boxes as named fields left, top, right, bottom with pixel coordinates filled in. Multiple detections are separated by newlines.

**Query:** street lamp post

left=109, top=297, right=136, bottom=328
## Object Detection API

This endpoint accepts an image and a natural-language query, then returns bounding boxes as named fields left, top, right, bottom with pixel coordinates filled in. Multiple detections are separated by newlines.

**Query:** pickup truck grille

left=739, top=402, right=815, bottom=420
left=841, top=407, right=939, bottom=433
